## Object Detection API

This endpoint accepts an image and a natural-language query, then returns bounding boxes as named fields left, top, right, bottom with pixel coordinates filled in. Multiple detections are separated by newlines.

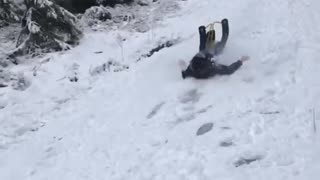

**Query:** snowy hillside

left=1, top=0, right=320, bottom=179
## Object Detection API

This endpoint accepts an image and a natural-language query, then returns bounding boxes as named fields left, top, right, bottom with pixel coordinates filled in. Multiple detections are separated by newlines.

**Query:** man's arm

left=214, top=61, right=242, bottom=75
left=214, top=56, right=249, bottom=75
left=182, top=65, right=194, bottom=79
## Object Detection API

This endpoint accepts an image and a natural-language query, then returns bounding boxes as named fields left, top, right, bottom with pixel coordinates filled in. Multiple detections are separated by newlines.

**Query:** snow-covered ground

left=1, top=0, right=320, bottom=179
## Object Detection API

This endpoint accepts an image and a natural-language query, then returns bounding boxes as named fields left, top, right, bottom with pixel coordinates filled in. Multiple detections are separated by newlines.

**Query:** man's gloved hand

left=240, top=55, right=250, bottom=62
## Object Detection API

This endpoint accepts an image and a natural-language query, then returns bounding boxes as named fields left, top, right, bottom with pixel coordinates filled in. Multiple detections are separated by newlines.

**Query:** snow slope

left=1, top=0, right=320, bottom=179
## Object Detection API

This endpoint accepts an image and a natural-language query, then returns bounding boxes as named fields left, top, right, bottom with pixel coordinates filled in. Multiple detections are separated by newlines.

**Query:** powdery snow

left=1, top=0, right=320, bottom=179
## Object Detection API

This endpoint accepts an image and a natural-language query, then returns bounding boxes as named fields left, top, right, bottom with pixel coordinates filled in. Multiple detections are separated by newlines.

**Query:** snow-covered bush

left=0, top=68, right=10, bottom=88
left=0, top=0, right=24, bottom=27
left=89, top=60, right=129, bottom=76
left=11, top=72, right=31, bottom=91
left=10, top=0, right=83, bottom=58
left=81, top=6, right=112, bottom=26
left=0, top=70, right=30, bottom=90
left=103, top=0, right=179, bottom=33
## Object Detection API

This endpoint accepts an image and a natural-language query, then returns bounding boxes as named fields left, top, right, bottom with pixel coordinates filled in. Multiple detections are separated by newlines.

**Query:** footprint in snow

left=221, top=126, right=232, bottom=130
left=175, top=89, right=202, bottom=118
left=147, top=101, right=165, bottom=119
left=196, top=105, right=213, bottom=114
left=179, top=89, right=202, bottom=104
left=219, top=139, right=234, bottom=147
left=234, top=154, right=264, bottom=167
left=173, top=89, right=213, bottom=126
left=174, top=105, right=212, bottom=125
left=196, top=122, right=214, bottom=136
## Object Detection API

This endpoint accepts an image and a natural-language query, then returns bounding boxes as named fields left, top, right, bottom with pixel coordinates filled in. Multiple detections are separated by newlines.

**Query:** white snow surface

left=1, top=0, right=320, bottom=179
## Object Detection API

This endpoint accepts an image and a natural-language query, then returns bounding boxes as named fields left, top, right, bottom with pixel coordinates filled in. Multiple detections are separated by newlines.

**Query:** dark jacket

left=182, top=51, right=242, bottom=79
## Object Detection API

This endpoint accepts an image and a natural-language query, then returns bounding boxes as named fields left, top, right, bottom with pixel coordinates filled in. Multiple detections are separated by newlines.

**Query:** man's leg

left=199, top=26, right=207, bottom=51
left=214, top=19, right=229, bottom=55
left=220, top=19, right=229, bottom=44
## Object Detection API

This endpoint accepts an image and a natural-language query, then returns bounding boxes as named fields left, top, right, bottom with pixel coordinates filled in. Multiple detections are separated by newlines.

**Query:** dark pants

left=198, top=19, right=229, bottom=55
left=199, top=26, right=207, bottom=51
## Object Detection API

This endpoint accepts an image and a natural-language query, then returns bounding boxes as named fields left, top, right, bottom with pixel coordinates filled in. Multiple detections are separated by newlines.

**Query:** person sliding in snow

left=182, top=19, right=249, bottom=79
